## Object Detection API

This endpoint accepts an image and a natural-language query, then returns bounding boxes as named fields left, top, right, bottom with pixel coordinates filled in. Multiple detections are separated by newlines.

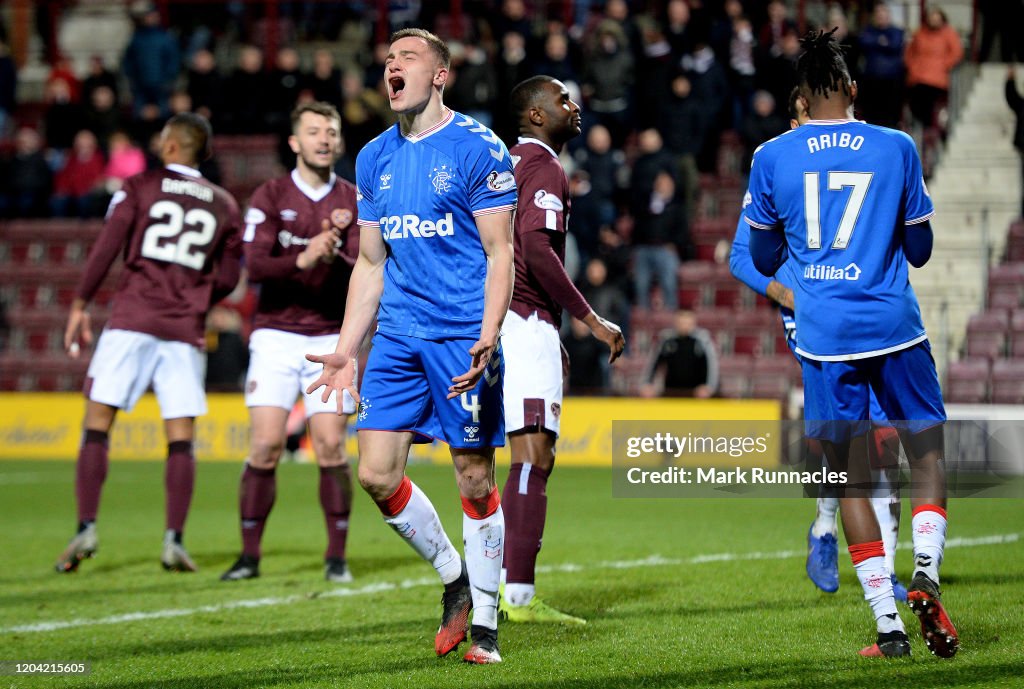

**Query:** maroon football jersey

left=509, top=138, right=572, bottom=326
left=243, top=171, right=360, bottom=336
left=76, top=164, right=243, bottom=347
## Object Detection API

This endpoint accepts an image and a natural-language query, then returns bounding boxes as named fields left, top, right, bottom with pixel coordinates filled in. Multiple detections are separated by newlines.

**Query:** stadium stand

left=0, top=220, right=114, bottom=390
left=0, top=0, right=1014, bottom=412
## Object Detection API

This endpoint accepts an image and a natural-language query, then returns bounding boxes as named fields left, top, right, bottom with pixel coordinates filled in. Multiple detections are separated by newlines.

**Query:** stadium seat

left=0, top=352, right=90, bottom=392
left=677, top=261, right=714, bottom=309
left=749, top=357, right=797, bottom=400
left=712, top=282, right=741, bottom=308
left=991, top=359, right=1024, bottom=404
left=1010, top=309, right=1024, bottom=358
left=987, top=264, right=1024, bottom=303
left=610, top=354, right=652, bottom=395
left=1005, top=221, right=1024, bottom=262
left=769, top=330, right=792, bottom=356
left=965, top=311, right=1010, bottom=359
left=717, top=355, right=754, bottom=398
left=988, top=287, right=1020, bottom=310
left=691, top=218, right=736, bottom=244
left=693, top=307, right=734, bottom=338
left=944, top=358, right=990, bottom=403
left=694, top=238, right=719, bottom=262
left=708, top=263, right=741, bottom=308
left=214, top=135, right=285, bottom=201
left=627, top=308, right=678, bottom=359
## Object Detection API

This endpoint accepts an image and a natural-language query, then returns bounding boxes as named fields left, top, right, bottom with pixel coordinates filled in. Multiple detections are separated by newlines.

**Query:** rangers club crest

left=430, top=164, right=453, bottom=194
left=331, top=208, right=352, bottom=228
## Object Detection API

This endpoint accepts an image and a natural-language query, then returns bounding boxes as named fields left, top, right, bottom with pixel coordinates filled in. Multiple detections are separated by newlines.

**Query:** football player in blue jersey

left=730, top=88, right=906, bottom=602
left=307, top=28, right=515, bottom=664
left=745, top=30, right=957, bottom=659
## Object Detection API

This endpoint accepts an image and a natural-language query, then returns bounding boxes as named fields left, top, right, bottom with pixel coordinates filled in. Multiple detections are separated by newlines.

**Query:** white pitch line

left=0, top=473, right=45, bottom=485
left=5, top=532, right=1018, bottom=635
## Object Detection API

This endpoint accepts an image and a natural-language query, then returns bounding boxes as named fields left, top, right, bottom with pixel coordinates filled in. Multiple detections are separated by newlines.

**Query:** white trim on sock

left=518, top=463, right=533, bottom=495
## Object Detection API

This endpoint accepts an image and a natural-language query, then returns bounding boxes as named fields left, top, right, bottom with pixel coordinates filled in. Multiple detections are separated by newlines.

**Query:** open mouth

left=389, top=76, right=406, bottom=99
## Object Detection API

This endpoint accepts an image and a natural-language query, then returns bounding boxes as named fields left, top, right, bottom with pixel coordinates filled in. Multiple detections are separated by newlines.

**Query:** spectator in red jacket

left=51, top=130, right=107, bottom=218
left=905, top=6, right=964, bottom=129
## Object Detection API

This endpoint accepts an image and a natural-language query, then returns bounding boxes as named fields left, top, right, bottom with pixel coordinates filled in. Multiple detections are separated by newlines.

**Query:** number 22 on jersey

left=141, top=200, right=217, bottom=270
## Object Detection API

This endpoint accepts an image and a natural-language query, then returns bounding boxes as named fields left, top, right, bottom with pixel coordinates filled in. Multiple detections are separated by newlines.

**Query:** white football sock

left=912, top=507, right=946, bottom=584
left=464, top=505, right=504, bottom=630
left=384, top=481, right=462, bottom=585
left=504, top=583, right=535, bottom=606
left=854, top=555, right=903, bottom=634
left=870, top=467, right=901, bottom=576
left=812, top=495, right=839, bottom=538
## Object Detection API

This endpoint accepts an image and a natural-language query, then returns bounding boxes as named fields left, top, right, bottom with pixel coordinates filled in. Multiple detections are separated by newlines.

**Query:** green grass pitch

left=1, top=460, right=1022, bottom=688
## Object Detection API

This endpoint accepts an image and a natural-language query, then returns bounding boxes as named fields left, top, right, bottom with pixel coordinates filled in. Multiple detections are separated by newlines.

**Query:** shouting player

left=306, top=29, right=516, bottom=664
left=729, top=88, right=906, bottom=601
left=500, top=75, right=624, bottom=625
left=220, top=102, right=360, bottom=583
left=746, top=30, right=956, bottom=659
left=56, top=113, right=242, bottom=573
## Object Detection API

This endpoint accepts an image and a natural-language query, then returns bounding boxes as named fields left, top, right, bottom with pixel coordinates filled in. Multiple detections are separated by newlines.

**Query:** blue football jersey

left=730, top=211, right=796, bottom=335
left=356, top=110, right=517, bottom=339
left=744, top=120, right=934, bottom=360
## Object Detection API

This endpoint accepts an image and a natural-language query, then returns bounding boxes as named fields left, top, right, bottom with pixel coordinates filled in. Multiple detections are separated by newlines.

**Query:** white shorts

left=86, top=329, right=207, bottom=419
left=501, top=311, right=564, bottom=436
left=245, top=328, right=356, bottom=417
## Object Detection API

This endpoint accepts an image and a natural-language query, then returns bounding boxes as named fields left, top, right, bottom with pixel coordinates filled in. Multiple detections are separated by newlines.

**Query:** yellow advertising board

left=0, top=393, right=780, bottom=466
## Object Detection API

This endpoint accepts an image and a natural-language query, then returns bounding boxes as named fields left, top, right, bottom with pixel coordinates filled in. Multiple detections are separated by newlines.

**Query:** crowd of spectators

left=0, top=1, right=977, bottom=394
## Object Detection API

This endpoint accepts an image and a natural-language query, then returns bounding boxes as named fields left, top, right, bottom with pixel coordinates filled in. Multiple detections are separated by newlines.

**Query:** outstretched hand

left=305, top=351, right=359, bottom=415
left=448, top=337, right=497, bottom=399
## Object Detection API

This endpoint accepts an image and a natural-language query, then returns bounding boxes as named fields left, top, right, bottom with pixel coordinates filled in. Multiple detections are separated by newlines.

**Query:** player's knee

left=249, top=437, right=285, bottom=468
left=357, top=463, right=400, bottom=502
left=455, top=468, right=493, bottom=500
left=311, top=435, right=344, bottom=464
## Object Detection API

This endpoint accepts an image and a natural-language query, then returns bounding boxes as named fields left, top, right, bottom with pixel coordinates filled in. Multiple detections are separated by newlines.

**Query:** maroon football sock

left=239, top=464, right=276, bottom=558
left=501, top=462, right=550, bottom=585
left=319, top=464, right=353, bottom=560
left=165, top=441, right=195, bottom=535
left=76, top=429, right=109, bottom=524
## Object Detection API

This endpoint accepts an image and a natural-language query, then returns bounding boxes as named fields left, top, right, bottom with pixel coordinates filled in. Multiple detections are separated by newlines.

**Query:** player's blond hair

left=390, top=28, right=450, bottom=69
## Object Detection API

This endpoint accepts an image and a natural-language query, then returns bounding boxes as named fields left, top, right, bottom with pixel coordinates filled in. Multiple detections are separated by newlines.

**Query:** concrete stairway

left=913, top=63, right=1021, bottom=378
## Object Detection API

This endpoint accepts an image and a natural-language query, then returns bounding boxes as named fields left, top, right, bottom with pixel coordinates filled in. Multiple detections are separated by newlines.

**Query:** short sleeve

left=514, top=157, right=564, bottom=234
left=355, top=146, right=380, bottom=228
left=242, top=183, right=275, bottom=244
left=743, top=146, right=780, bottom=231
left=463, top=129, right=517, bottom=217
left=901, top=134, right=934, bottom=226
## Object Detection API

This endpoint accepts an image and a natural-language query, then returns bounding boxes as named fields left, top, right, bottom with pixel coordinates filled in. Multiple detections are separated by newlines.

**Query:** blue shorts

left=801, top=340, right=946, bottom=442
left=787, top=326, right=887, bottom=423
left=355, top=332, right=505, bottom=449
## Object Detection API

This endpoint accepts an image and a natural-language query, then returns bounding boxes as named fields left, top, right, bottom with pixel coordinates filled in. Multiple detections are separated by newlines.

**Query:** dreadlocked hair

left=796, top=28, right=850, bottom=100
